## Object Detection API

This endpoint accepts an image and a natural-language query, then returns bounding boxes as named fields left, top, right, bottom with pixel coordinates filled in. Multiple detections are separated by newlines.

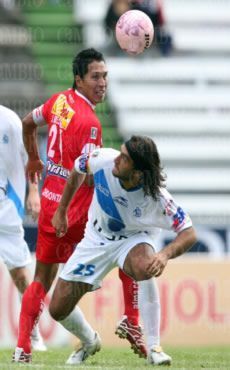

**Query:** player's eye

left=121, top=153, right=128, bottom=162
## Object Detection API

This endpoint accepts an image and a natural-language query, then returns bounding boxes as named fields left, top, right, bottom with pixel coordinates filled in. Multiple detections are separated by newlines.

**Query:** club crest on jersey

left=114, top=196, right=128, bottom=208
left=90, top=127, right=98, bottom=139
left=51, top=94, right=74, bottom=130
left=2, top=134, right=9, bottom=144
left=91, top=148, right=100, bottom=157
left=133, top=207, right=142, bottom=217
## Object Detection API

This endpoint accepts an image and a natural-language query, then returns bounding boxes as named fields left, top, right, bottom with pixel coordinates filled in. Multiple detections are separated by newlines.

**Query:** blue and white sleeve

left=74, top=148, right=102, bottom=174
left=156, top=188, right=193, bottom=233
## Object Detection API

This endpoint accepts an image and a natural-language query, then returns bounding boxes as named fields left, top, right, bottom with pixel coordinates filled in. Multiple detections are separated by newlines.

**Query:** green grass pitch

left=1, top=346, right=230, bottom=369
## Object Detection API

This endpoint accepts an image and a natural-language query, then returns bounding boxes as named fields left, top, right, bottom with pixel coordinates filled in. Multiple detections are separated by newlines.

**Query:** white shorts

left=0, top=198, right=31, bottom=270
left=60, top=232, right=155, bottom=290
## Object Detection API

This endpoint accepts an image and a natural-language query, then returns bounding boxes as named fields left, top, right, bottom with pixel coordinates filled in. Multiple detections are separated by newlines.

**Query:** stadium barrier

left=0, top=255, right=230, bottom=348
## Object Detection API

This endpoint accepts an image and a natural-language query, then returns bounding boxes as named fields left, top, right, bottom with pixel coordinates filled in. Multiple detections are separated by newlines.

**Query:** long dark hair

left=72, top=48, right=105, bottom=89
left=125, top=135, right=166, bottom=200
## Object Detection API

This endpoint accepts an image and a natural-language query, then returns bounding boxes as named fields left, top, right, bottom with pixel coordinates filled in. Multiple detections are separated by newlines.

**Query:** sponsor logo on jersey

left=133, top=207, right=142, bottom=217
left=42, top=188, right=61, bottom=202
left=95, top=183, right=110, bottom=197
left=114, top=196, right=128, bottom=208
left=172, top=207, right=187, bottom=231
left=51, top=94, right=75, bottom=130
left=79, top=154, right=89, bottom=173
left=2, top=134, right=9, bottom=144
left=47, top=160, right=70, bottom=179
left=90, top=127, right=98, bottom=139
left=91, top=149, right=100, bottom=157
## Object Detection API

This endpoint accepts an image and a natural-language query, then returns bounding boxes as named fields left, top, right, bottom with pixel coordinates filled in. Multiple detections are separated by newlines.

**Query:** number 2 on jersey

left=47, top=124, right=58, bottom=158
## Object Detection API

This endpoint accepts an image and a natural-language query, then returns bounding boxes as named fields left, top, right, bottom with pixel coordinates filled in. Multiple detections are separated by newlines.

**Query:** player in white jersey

left=51, top=135, right=197, bottom=366
left=0, top=105, right=46, bottom=351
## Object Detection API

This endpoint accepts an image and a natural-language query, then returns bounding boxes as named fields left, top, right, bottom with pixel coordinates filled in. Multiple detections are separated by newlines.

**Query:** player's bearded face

left=77, top=61, right=108, bottom=105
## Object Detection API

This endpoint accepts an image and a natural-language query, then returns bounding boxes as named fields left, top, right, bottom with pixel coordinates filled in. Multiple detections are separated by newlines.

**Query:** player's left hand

left=146, top=252, right=168, bottom=277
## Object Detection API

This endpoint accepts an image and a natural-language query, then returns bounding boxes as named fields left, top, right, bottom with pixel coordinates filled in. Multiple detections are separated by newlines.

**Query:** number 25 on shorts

left=73, top=263, right=95, bottom=276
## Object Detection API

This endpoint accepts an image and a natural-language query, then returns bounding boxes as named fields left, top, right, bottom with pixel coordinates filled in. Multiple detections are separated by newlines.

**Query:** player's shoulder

left=88, top=148, right=119, bottom=172
left=91, top=148, right=119, bottom=161
left=46, top=89, right=71, bottom=103
left=155, top=187, right=174, bottom=208
left=159, top=187, right=172, bottom=201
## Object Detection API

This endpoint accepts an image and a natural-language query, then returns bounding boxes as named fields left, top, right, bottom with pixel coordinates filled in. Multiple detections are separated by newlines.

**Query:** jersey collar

left=74, top=89, right=96, bottom=110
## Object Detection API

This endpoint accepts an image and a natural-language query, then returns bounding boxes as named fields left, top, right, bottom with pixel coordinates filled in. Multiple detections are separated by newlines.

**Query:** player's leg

left=118, top=269, right=139, bottom=325
left=115, top=269, right=147, bottom=358
left=0, top=199, right=47, bottom=362
left=13, top=260, right=58, bottom=362
left=49, top=278, right=101, bottom=365
left=138, top=279, right=172, bottom=365
left=9, top=266, right=30, bottom=294
left=13, top=222, right=78, bottom=362
left=121, top=239, right=172, bottom=365
left=9, top=266, right=47, bottom=352
left=49, top=236, right=117, bottom=365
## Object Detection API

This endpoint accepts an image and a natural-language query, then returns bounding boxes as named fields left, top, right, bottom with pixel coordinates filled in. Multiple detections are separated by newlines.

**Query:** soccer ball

left=115, top=10, right=154, bottom=56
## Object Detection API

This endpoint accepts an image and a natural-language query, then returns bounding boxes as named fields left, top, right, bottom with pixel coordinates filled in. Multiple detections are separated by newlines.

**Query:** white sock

left=138, top=278, right=161, bottom=352
left=60, top=306, right=95, bottom=345
left=31, top=324, right=41, bottom=340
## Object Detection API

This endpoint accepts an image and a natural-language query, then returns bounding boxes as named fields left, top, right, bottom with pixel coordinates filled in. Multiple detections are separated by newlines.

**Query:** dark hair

left=72, top=48, right=105, bottom=89
left=125, top=135, right=166, bottom=200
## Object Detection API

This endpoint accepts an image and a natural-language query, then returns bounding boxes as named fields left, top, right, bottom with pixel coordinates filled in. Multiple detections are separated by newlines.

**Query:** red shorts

left=36, top=222, right=86, bottom=264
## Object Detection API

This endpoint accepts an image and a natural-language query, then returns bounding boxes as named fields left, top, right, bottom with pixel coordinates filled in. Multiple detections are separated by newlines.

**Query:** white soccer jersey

left=74, top=148, right=192, bottom=242
left=0, top=105, right=27, bottom=218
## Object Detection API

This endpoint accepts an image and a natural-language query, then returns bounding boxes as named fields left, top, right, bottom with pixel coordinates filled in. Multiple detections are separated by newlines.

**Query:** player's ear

left=75, top=75, right=82, bottom=88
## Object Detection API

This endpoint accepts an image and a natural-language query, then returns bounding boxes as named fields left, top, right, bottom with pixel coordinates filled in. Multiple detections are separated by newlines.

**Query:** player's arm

left=147, top=190, right=197, bottom=277
left=26, top=180, right=40, bottom=221
left=147, top=226, right=197, bottom=278
left=52, top=168, right=86, bottom=237
left=52, top=149, right=102, bottom=237
left=22, top=112, right=44, bottom=183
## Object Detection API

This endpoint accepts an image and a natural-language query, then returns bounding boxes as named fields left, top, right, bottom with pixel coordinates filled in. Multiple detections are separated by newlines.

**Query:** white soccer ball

left=115, top=10, right=154, bottom=56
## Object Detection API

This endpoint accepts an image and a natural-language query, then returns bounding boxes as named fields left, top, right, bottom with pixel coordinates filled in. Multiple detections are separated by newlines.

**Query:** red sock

left=17, top=281, right=46, bottom=353
left=119, top=269, right=139, bottom=325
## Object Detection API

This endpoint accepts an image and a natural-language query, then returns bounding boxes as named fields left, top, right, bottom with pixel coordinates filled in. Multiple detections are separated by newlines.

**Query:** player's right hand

left=26, top=159, right=44, bottom=183
left=52, top=209, right=68, bottom=238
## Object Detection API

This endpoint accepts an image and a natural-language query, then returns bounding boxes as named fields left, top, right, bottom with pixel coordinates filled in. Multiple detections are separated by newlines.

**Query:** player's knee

left=129, top=258, right=153, bottom=281
left=133, top=267, right=153, bottom=281
left=124, top=242, right=155, bottom=281
left=49, top=302, right=67, bottom=322
left=124, top=244, right=155, bottom=281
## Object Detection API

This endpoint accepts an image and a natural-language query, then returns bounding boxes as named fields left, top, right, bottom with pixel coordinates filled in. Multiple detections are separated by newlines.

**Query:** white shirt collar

left=74, top=89, right=95, bottom=110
